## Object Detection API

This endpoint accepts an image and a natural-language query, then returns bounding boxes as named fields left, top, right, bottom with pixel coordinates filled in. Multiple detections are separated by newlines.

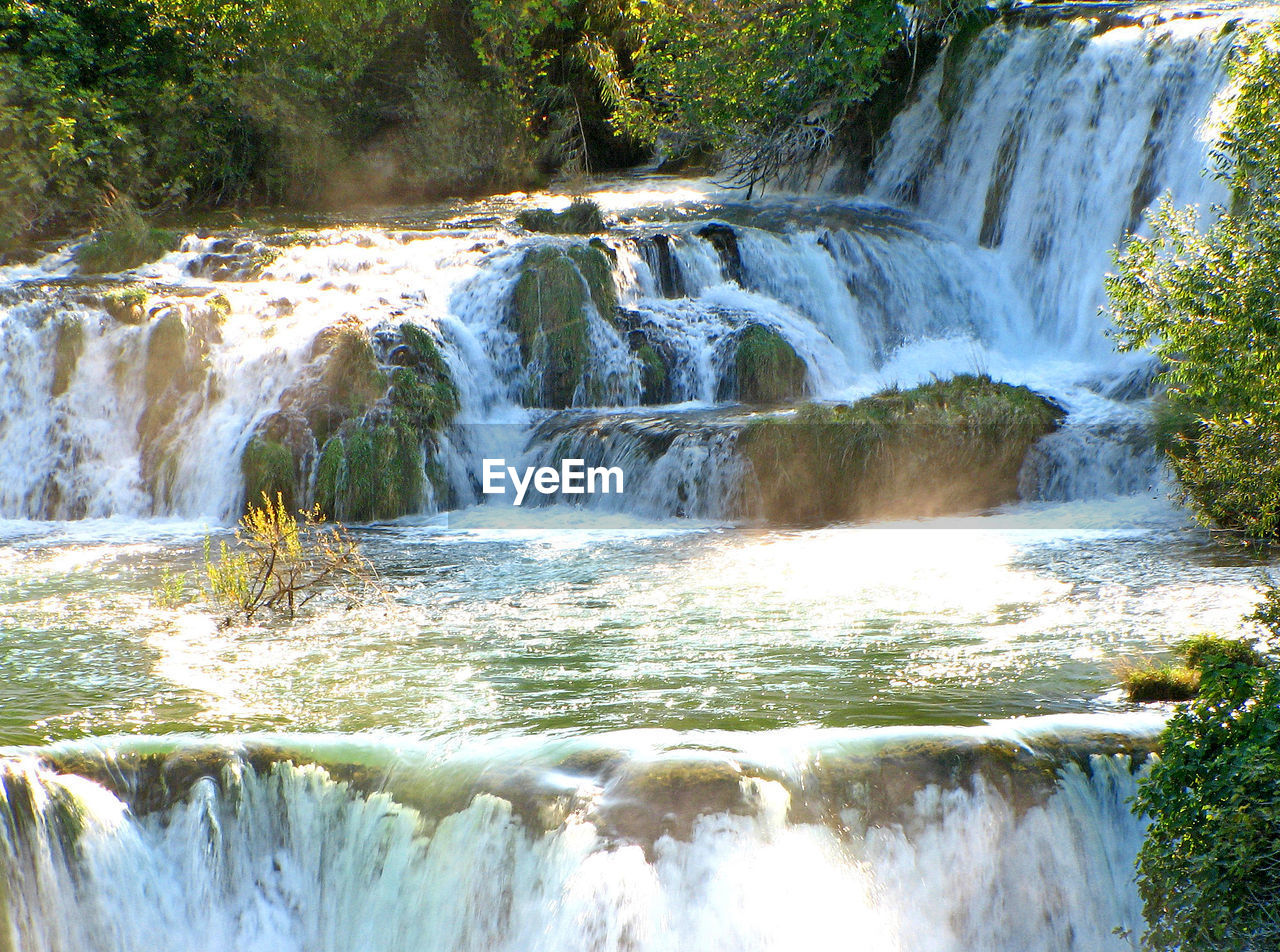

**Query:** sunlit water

left=0, top=493, right=1267, bottom=748
left=4, top=8, right=1280, bottom=949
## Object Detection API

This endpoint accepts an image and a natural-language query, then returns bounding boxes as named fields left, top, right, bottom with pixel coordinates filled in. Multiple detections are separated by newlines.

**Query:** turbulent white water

left=0, top=720, right=1156, bottom=952
left=0, top=8, right=1262, bottom=523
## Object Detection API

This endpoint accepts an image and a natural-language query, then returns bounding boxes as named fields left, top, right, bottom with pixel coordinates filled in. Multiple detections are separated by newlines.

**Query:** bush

left=1134, top=601, right=1280, bottom=950
left=203, top=494, right=373, bottom=624
left=75, top=200, right=177, bottom=273
left=1107, top=23, right=1280, bottom=540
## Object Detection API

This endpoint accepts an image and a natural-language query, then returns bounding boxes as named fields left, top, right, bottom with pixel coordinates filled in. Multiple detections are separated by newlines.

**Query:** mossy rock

left=515, top=199, right=605, bottom=235
left=51, top=316, right=84, bottom=397
left=304, top=321, right=388, bottom=445
left=727, top=324, right=807, bottom=406
left=77, top=225, right=177, bottom=274
left=739, top=374, right=1064, bottom=524
left=635, top=342, right=669, bottom=405
left=566, top=244, right=617, bottom=319
left=511, top=247, right=593, bottom=408
left=100, top=285, right=149, bottom=324
left=241, top=435, right=296, bottom=512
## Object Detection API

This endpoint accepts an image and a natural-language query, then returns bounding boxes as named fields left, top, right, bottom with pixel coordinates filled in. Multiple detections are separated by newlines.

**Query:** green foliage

left=627, top=0, right=903, bottom=151
left=1179, top=634, right=1262, bottom=671
left=241, top=435, right=295, bottom=512
left=75, top=200, right=177, bottom=273
left=730, top=324, right=807, bottom=406
left=1134, top=598, right=1280, bottom=951
left=516, top=199, right=605, bottom=234
left=153, top=566, right=190, bottom=608
left=1108, top=23, right=1280, bottom=540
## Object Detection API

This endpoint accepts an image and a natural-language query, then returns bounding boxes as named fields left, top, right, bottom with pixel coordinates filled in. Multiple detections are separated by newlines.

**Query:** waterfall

left=0, top=718, right=1157, bottom=952
left=0, top=7, right=1260, bottom=523
left=867, top=10, right=1239, bottom=356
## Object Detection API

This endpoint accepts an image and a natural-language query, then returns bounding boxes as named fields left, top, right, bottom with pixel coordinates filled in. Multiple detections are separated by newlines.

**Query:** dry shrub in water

left=204, top=493, right=376, bottom=624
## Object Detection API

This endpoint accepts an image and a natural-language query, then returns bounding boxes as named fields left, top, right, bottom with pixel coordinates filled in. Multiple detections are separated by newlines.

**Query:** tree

left=1107, top=23, right=1280, bottom=540
left=1132, top=594, right=1280, bottom=950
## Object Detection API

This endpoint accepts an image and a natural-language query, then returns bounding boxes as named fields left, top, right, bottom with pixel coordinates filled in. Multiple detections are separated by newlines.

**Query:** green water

left=0, top=496, right=1266, bottom=748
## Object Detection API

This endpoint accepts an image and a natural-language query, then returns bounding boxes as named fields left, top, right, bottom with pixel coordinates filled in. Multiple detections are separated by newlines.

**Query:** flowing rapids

left=1, top=719, right=1158, bottom=952
left=2, top=5, right=1278, bottom=951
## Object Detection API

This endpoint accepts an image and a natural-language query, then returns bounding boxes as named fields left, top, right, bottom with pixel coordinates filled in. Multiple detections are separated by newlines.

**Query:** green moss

left=398, top=322, right=449, bottom=377
left=511, top=247, right=592, bottom=408
left=636, top=342, right=668, bottom=404
left=51, top=316, right=84, bottom=397
left=566, top=244, right=617, bottom=319
left=938, top=10, right=997, bottom=123
left=731, top=324, right=807, bottom=406
left=1123, top=664, right=1201, bottom=703
left=241, top=435, right=295, bottom=512
left=390, top=367, right=457, bottom=432
left=739, top=374, right=1064, bottom=524
left=100, top=285, right=149, bottom=324
left=313, top=417, right=428, bottom=523
left=314, top=436, right=344, bottom=517
left=515, top=199, right=604, bottom=235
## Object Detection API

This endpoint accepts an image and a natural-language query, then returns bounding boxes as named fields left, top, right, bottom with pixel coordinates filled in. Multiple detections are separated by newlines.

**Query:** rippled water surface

left=0, top=496, right=1268, bottom=747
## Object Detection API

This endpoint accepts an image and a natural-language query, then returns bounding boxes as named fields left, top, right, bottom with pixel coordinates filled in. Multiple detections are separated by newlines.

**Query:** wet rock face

left=185, top=238, right=278, bottom=282
left=738, top=375, right=1065, bottom=525
left=242, top=319, right=458, bottom=520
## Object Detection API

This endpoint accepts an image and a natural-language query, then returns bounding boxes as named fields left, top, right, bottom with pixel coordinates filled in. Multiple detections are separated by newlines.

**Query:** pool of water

left=0, top=494, right=1267, bottom=748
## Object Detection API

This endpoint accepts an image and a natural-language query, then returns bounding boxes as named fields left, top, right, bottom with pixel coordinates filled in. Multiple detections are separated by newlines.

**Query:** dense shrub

left=1108, top=23, right=1280, bottom=540
left=1134, top=608, right=1280, bottom=951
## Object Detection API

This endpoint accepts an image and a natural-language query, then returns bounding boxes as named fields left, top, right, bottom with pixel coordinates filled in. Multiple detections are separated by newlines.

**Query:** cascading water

left=2, top=12, right=1271, bottom=943
left=0, top=8, right=1259, bottom=522
left=0, top=718, right=1157, bottom=952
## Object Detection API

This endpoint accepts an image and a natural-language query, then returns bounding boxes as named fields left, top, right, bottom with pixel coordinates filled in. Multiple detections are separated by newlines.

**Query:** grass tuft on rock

left=515, top=199, right=605, bottom=235
left=1121, top=634, right=1263, bottom=702
left=76, top=201, right=177, bottom=274
left=1121, top=663, right=1202, bottom=702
